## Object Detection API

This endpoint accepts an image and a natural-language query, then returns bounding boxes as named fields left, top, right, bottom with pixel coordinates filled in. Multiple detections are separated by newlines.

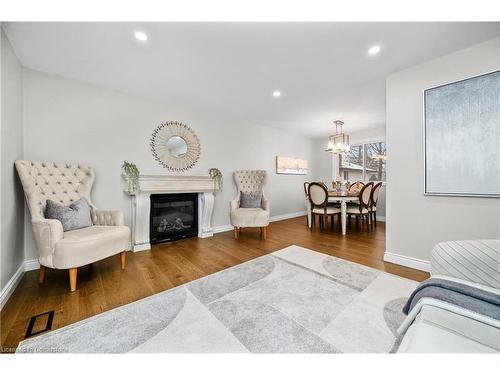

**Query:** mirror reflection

left=166, top=136, right=188, bottom=158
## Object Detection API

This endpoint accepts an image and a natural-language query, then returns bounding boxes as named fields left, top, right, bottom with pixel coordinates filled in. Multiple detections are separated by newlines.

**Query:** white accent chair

left=230, top=170, right=270, bottom=239
left=15, top=160, right=130, bottom=292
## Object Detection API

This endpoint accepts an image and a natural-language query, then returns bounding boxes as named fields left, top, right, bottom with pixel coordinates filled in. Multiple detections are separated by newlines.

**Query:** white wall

left=386, top=37, right=500, bottom=264
left=22, top=69, right=315, bottom=260
left=311, top=138, right=334, bottom=183
left=1, top=29, right=25, bottom=290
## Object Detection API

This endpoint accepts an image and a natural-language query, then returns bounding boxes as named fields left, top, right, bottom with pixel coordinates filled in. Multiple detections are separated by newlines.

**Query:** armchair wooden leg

left=120, top=251, right=127, bottom=270
left=262, top=226, right=268, bottom=240
left=38, top=265, right=46, bottom=284
left=234, top=227, right=239, bottom=239
left=69, top=268, right=77, bottom=292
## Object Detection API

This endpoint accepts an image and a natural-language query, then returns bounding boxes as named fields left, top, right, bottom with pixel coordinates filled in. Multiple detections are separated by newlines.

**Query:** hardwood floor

left=0, top=216, right=428, bottom=352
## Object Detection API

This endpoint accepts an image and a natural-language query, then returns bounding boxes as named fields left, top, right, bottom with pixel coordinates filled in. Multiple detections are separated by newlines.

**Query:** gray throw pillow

left=44, top=198, right=93, bottom=231
left=240, top=191, right=262, bottom=208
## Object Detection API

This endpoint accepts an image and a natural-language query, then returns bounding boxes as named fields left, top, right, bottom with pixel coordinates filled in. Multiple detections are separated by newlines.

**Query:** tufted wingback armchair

left=15, top=160, right=130, bottom=292
left=230, top=170, right=270, bottom=239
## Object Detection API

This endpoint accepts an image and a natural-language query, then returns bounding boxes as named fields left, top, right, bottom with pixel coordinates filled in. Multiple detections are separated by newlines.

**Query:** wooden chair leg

left=233, top=227, right=239, bottom=239
left=38, top=265, right=46, bottom=284
left=374, top=211, right=377, bottom=227
left=262, top=226, right=268, bottom=240
left=120, top=251, right=127, bottom=270
left=69, top=268, right=77, bottom=292
left=310, top=214, right=314, bottom=231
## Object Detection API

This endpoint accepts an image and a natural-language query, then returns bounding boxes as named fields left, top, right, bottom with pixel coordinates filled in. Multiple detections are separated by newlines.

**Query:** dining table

left=306, top=190, right=360, bottom=235
left=327, top=191, right=360, bottom=235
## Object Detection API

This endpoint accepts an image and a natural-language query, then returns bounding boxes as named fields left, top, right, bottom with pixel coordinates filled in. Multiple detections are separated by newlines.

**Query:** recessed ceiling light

left=134, top=31, right=148, bottom=42
left=273, top=90, right=281, bottom=98
left=368, top=45, right=381, bottom=56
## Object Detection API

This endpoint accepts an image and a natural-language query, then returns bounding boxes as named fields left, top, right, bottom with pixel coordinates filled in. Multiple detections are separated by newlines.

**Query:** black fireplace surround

left=150, top=193, right=198, bottom=244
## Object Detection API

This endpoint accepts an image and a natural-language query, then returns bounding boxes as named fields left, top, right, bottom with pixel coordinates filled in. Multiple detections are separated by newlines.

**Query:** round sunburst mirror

left=150, top=121, right=201, bottom=171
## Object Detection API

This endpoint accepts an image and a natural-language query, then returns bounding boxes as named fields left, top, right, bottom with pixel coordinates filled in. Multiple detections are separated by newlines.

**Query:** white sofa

left=397, top=240, right=500, bottom=353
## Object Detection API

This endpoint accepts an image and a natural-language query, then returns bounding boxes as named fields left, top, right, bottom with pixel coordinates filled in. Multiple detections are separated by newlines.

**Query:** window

left=339, top=141, right=386, bottom=182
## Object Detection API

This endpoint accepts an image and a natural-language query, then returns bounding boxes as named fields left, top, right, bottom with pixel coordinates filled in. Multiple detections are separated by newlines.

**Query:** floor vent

left=25, top=310, right=54, bottom=338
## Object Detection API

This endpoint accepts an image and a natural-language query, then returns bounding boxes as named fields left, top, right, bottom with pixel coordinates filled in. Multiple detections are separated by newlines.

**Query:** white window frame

left=339, top=137, right=386, bottom=184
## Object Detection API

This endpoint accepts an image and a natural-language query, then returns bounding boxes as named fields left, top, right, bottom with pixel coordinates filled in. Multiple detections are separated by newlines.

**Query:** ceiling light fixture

left=272, top=90, right=281, bottom=98
left=134, top=31, right=148, bottom=42
left=326, top=120, right=350, bottom=154
left=368, top=45, right=381, bottom=56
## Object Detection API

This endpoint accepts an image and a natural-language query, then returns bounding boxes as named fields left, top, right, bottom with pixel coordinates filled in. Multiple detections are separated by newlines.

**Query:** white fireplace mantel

left=123, top=174, right=219, bottom=252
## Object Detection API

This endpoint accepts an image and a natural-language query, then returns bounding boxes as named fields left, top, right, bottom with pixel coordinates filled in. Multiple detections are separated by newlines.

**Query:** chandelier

left=325, top=120, right=350, bottom=154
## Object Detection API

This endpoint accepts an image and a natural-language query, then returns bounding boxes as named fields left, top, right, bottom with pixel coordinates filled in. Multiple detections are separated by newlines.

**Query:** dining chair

left=349, top=181, right=365, bottom=192
left=347, top=182, right=373, bottom=232
left=369, top=182, right=383, bottom=228
left=304, top=182, right=310, bottom=197
left=347, top=181, right=364, bottom=208
left=304, top=182, right=311, bottom=227
left=308, top=182, right=341, bottom=231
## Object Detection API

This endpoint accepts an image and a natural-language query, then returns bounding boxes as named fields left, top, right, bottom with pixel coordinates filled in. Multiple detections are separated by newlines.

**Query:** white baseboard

left=0, top=258, right=39, bottom=310
left=212, top=211, right=307, bottom=234
left=212, top=224, right=233, bottom=234
left=376, top=215, right=385, bottom=222
left=270, top=211, right=307, bottom=223
left=132, top=243, right=151, bottom=252
left=24, top=258, right=41, bottom=272
left=384, top=251, right=430, bottom=272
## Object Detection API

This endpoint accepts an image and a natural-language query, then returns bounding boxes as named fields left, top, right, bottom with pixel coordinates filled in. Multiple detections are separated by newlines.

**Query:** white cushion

left=346, top=207, right=369, bottom=214
left=230, top=208, right=270, bottom=227
left=53, top=225, right=130, bottom=269
left=312, top=207, right=340, bottom=215
left=398, top=305, right=499, bottom=353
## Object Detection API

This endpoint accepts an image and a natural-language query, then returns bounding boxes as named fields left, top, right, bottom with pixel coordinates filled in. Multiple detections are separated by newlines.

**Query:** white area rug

left=17, top=245, right=418, bottom=353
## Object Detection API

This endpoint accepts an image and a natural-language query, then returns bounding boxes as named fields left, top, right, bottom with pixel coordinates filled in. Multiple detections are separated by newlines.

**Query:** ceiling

left=4, top=22, right=499, bottom=137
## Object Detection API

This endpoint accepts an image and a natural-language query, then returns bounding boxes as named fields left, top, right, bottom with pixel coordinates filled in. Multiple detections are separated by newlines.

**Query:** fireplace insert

left=150, top=193, right=198, bottom=244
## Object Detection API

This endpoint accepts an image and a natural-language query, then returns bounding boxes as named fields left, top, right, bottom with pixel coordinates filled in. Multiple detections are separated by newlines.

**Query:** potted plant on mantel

left=209, top=168, right=223, bottom=191
left=122, top=161, right=140, bottom=194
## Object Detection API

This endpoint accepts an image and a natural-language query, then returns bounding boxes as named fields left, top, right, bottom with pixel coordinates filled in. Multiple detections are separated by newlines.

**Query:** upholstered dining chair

left=349, top=181, right=365, bottom=192
left=369, top=182, right=383, bottom=228
left=347, top=182, right=373, bottom=232
left=15, top=160, right=130, bottom=292
left=304, top=182, right=311, bottom=227
left=347, top=181, right=364, bottom=208
left=308, top=182, right=341, bottom=231
left=230, top=170, right=270, bottom=239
